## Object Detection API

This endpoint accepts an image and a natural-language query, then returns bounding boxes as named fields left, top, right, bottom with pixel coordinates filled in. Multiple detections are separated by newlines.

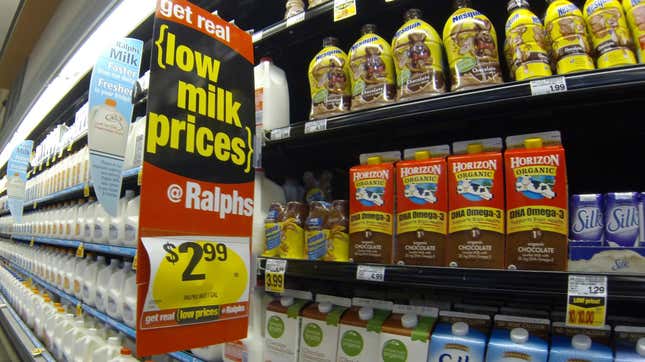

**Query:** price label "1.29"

left=140, top=236, right=250, bottom=330
left=566, top=275, right=607, bottom=328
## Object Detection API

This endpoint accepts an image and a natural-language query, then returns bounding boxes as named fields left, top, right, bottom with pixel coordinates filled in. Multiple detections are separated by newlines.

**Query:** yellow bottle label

left=442, top=7, right=502, bottom=91
left=305, top=229, right=329, bottom=260
left=263, top=222, right=282, bottom=257
left=348, top=33, right=396, bottom=109
left=349, top=211, right=393, bottom=234
left=279, top=219, right=305, bottom=259
left=449, top=207, right=504, bottom=234
left=397, top=209, right=447, bottom=235
left=584, top=0, right=637, bottom=68
left=545, top=0, right=596, bottom=73
left=623, top=0, right=645, bottom=62
left=325, top=226, right=349, bottom=262
left=392, top=18, right=446, bottom=99
left=308, top=45, right=352, bottom=119
left=507, top=206, right=568, bottom=235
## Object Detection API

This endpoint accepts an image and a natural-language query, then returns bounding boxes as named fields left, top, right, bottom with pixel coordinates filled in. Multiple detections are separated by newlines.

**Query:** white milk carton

left=379, top=305, right=438, bottom=362
left=428, top=311, right=490, bottom=362
left=337, top=298, right=393, bottom=362
left=263, top=296, right=309, bottom=362
left=298, top=295, right=350, bottom=362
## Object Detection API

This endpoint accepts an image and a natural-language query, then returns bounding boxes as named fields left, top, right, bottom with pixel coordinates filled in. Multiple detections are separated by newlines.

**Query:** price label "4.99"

left=265, top=259, right=287, bottom=293
left=566, top=275, right=607, bottom=328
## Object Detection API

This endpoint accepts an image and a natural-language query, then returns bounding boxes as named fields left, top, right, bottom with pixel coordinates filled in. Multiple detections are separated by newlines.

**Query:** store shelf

left=252, top=1, right=334, bottom=44
left=0, top=257, right=203, bottom=362
left=10, top=235, right=137, bottom=258
left=257, top=257, right=645, bottom=302
left=264, top=65, right=645, bottom=147
left=0, top=290, right=55, bottom=362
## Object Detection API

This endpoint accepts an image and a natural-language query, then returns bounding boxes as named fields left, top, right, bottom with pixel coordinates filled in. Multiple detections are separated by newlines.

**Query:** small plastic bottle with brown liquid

left=443, top=0, right=503, bottom=91
left=583, top=0, right=637, bottom=68
left=308, top=37, right=352, bottom=119
left=280, top=202, right=309, bottom=259
left=305, top=201, right=330, bottom=261
left=348, top=24, right=396, bottom=111
left=325, top=200, right=349, bottom=262
left=264, top=202, right=285, bottom=257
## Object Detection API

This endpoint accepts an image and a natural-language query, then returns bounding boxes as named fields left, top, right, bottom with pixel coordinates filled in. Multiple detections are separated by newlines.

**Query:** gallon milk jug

left=53, top=313, right=75, bottom=360
left=84, top=199, right=97, bottom=242
left=191, top=344, right=223, bottom=361
left=73, top=252, right=92, bottom=298
left=94, top=202, right=111, bottom=243
left=73, top=327, right=106, bottom=362
left=108, top=190, right=135, bottom=245
left=44, top=306, right=66, bottom=350
left=254, top=57, right=289, bottom=131
left=123, top=195, right=140, bottom=248
left=121, top=267, right=137, bottom=328
left=93, top=336, right=122, bottom=362
left=63, top=320, right=87, bottom=362
left=95, top=258, right=119, bottom=312
left=107, top=261, right=132, bottom=320
left=82, top=255, right=103, bottom=306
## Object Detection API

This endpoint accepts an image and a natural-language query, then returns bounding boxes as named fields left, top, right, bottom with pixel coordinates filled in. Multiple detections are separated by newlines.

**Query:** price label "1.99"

left=141, top=236, right=250, bottom=330
left=265, top=259, right=287, bottom=293
left=566, top=275, right=607, bottom=328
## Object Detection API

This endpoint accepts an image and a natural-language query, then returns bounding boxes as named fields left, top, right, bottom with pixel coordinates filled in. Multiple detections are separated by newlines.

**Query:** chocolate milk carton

left=485, top=315, right=550, bottom=362
left=264, top=296, right=310, bottom=362
left=337, top=298, right=393, bottom=362
left=379, top=305, right=437, bottom=362
left=447, top=138, right=505, bottom=268
left=350, top=151, right=400, bottom=263
left=550, top=322, right=613, bottom=361
left=396, top=146, right=449, bottom=266
left=299, top=295, right=350, bottom=362
left=428, top=311, right=490, bottom=362
left=505, top=131, right=568, bottom=270
left=615, top=325, right=645, bottom=361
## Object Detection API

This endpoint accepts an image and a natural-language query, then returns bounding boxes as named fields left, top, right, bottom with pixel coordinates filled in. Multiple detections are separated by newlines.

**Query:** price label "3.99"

left=140, top=236, right=250, bottom=330
left=265, top=259, right=287, bottom=293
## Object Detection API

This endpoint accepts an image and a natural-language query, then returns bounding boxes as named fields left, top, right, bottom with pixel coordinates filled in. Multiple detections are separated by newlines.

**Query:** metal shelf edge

left=10, top=236, right=137, bottom=258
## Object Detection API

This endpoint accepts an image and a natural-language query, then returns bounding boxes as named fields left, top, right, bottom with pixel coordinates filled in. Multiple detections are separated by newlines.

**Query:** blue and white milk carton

left=570, top=194, right=604, bottom=245
left=549, top=322, right=612, bottom=362
left=428, top=311, right=489, bottom=362
left=605, top=192, right=640, bottom=247
left=485, top=315, right=549, bottom=362
left=615, top=325, right=645, bottom=361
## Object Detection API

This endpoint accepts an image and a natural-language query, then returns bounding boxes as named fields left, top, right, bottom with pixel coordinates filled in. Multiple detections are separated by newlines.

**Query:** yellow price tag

left=31, top=348, right=43, bottom=357
left=38, top=164, right=43, bottom=172
left=137, top=168, right=143, bottom=186
left=33, top=201, right=37, bottom=209
left=30, top=238, right=35, bottom=247
left=264, top=259, right=287, bottom=293
left=76, top=303, right=83, bottom=317
left=566, top=275, right=607, bottom=328
left=46, top=158, right=50, bottom=167
left=334, top=0, right=357, bottom=21
left=76, top=242, right=85, bottom=258
left=83, top=183, right=90, bottom=197
left=67, top=143, right=73, bottom=152
left=132, top=252, right=138, bottom=271
left=140, top=237, right=250, bottom=328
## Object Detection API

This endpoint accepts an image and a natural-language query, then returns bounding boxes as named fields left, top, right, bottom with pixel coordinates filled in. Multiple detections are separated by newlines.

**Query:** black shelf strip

left=257, top=257, right=645, bottom=302
left=253, top=2, right=334, bottom=44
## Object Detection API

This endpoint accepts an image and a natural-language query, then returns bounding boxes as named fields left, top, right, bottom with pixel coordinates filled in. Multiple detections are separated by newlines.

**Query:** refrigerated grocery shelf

left=264, top=65, right=645, bottom=146
left=252, top=1, right=334, bottom=43
left=9, top=235, right=136, bottom=258
left=0, top=290, right=55, bottom=362
left=257, top=257, right=645, bottom=302
left=0, top=257, right=203, bottom=362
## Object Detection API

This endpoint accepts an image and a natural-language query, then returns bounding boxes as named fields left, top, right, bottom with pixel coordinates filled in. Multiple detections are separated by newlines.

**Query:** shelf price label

left=265, top=258, right=287, bottom=293
left=304, top=119, right=327, bottom=134
left=270, top=127, right=291, bottom=141
left=286, top=11, right=305, bottom=27
left=356, top=265, right=386, bottom=282
left=76, top=242, right=85, bottom=258
left=334, top=0, right=357, bottom=22
left=530, top=76, right=567, bottom=96
left=566, top=275, right=607, bottom=328
left=140, top=236, right=250, bottom=330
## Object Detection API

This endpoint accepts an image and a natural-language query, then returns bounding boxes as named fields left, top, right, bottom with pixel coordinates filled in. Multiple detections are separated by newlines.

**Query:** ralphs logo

left=510, top=154, right=560, bottom=168
left=453, top=160, right=497, bottom=173
left=400, top=165, right=441, bottom=177
left=354, top=169, right=390, bottom=181
left=167, top=181, right=253, bottom=219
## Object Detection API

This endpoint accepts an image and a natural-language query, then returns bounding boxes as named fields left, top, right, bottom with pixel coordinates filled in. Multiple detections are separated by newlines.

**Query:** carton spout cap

left=358, top=307, right=374, bottom=321
left=280, top=296, right=294, bottom=307
left=637, top=337, right=645, bottom=356
left=572, top=334, right=592, bottom=350
left=414, top=151, right=430, bottom=160
left=452, top=322, right=469, bottom=336
left=367, top=156, right=382, bottom=165
left=401, top=313, right=418, bottom=329
left=524, top=137, right=543, bottom=149
left=318, top=302, right=333, bottom=314
left=510, top=328, right=529, bottom=344
left=466, top=143, right=483, bottom=154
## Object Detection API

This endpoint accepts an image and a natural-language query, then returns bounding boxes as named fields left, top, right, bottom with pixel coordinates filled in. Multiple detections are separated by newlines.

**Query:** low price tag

left=265, top=258, right=287, bottom=293
left=76, top=243, right=85, bottom=258
left=530, top=76, right=567, bottom=96
left=140, top=236, right=250, bottom=330
left=334, top=0, right=357, bottom=21
left=286, top=12, right=305, bottom=27
left=270, top=127, right=291, bottom=141
left=304, top=119, right=327, bottom=134
left=356, top=265, right=385, bottom=282
left=566, top=275, right=607, bottom=328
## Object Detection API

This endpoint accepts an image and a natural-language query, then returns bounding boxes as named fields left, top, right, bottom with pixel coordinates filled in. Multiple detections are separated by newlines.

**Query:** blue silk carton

left=615, top=325, right=645, bottom=361
left=485, top=315, right=549, bottom=362
left=428, top=311, right=490, bottom=362
left=550, top=322, right=612, bottom=362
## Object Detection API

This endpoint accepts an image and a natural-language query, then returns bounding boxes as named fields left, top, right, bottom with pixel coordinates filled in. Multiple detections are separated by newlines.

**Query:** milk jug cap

left=359, top=307, right=374, bottom=321
left=120, top=347, right=132, bottom=355
left=401, top=313, right=418, bottom=329
left=510, top=328, right=529, bottom=344
left=524, top=137, right=543, bottom=149
left=280, top=296, right=295, bottom=307
left=467, top=143, right=483, bottom=154
left=318, top=301, right=333, bottom=314
left=572, top=334, right=592, bottom=350
left=260, top=56, right=273, bottom=63
left=452, top=322, right=469, bottom=336
left=637, top=337, right=645, bottom=356
left=367, top=156, right=382, bottom=165
left=414, top=151, right=430, bottom=161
